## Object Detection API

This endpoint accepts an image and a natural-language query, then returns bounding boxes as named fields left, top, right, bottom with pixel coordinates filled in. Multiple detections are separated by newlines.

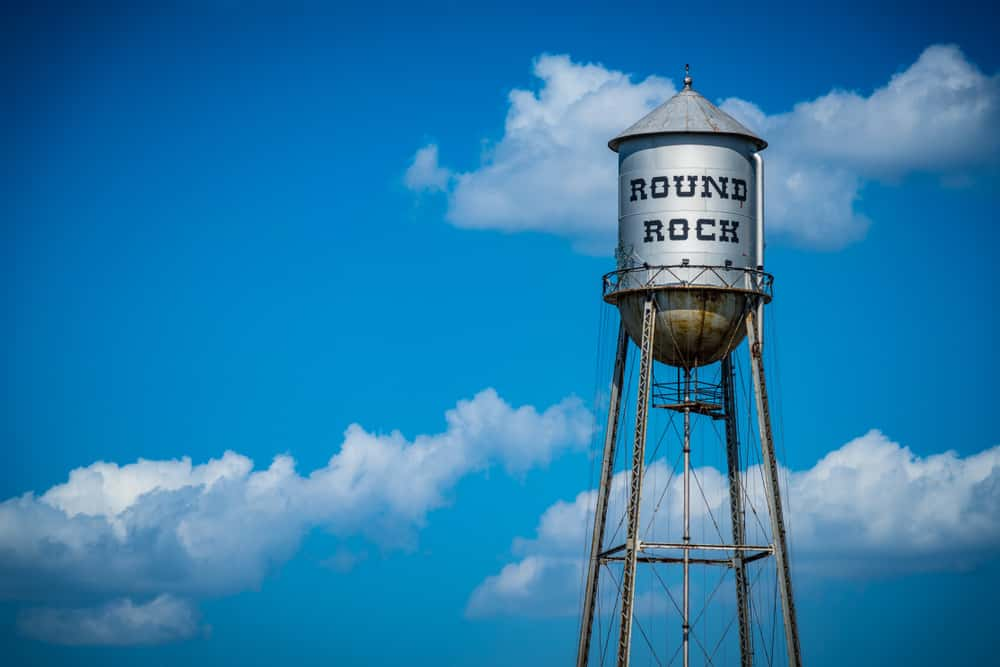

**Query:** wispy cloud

left=407, top=45, right=999, bottom=251
left=404, top=143, right=452, bottom=192
left=17, top=595, right=202, bottom=646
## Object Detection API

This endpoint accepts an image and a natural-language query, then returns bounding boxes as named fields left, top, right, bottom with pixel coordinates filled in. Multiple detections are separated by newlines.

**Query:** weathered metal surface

left=609, top=86, right=763, bottom=368
left=682, top=368, right=692, bottom=667
left=608, top=78, right=765, bottom=152
left=616, top=294, right=655, bottom=667
left=723, top=354, right=754, bottom=667
left=576, top=325, right=628, bottom=667
left=746, top=308, right=803, bottom=667
left=576, top=75, right=801, bottom=667
left=615, top=134, right=759, bottom=281
left=604, top=264, right=772, bottom=297
left=616, top=288, right=749, bottom=367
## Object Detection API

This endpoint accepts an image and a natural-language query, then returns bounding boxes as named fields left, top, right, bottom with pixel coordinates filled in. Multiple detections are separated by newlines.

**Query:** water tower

left=576, top=68, right=802, bottom=667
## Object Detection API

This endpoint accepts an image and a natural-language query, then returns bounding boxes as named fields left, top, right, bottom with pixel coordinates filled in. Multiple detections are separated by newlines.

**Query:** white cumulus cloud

left=408, top=45, right=1000, bottom=251
left=467, top=430, right=1000, bottom=617
left=466, top=555, right=583, bottom=618
left=408, top=54, right=673, bottom=252
left=720, top=44, right=1000, bottom=248
left=17, top=595, right=202, bottom=646
left=0, top=388, right=593, bottom=644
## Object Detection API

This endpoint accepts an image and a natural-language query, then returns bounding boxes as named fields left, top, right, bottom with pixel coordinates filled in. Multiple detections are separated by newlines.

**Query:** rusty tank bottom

left=612, top=288, right=751, bottom=368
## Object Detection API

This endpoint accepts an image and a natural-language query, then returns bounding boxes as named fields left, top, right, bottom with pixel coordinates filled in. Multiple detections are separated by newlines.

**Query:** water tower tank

left=605, top=72, right=770, bottom=368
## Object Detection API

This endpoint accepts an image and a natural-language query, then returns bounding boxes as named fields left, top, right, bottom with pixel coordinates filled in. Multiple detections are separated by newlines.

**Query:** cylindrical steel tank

left=605, top=75, right=770, bottom=368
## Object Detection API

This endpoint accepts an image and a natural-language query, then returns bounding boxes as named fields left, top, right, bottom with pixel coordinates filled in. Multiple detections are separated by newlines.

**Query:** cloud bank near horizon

left=467, top=429, right=1000, bottom=618
left=6, top=392, right=999, bottom=641
left=0, top=389, right=594, bottom=645
left=406, top=44, right=1000, bottom=251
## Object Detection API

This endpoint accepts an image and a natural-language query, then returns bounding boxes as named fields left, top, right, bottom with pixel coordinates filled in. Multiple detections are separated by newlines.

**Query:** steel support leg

left=576, top=323, right=629, bottom=667
left=616, top=293, right=656, bottom=667
left=682, top=368, right=691, bottom=667
left=746, top=307, right=802, bottom=667
left=722, top=353, right=753, bottom=667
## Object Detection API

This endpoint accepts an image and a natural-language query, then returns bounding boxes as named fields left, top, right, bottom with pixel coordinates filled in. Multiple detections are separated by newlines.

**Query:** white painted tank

left=606, top=72, right=769, bottom=368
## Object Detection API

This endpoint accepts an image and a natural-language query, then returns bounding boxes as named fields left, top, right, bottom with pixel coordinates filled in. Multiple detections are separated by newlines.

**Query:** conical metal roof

left=608, top=74, right=766, bottom=152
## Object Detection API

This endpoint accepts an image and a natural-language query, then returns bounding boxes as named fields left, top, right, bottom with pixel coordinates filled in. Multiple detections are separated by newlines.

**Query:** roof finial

left=683, top=63, right=693, bottom=90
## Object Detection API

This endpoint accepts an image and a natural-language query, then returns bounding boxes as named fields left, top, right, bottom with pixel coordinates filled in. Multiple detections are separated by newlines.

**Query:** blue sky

left=3, top=2, right=999, bottom=665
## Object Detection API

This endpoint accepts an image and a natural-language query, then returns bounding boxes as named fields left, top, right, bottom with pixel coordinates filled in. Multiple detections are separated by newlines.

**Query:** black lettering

left=719, top=219, right=740, bottom=243
left=696, top=218, right=716, bottom=241
left=732, top=179, right=747, bottom=202
left=668, top=218, right=689, bottom=240
left=701, top=176, right=729, bottom=199
left=673, top=175, right=698, bottom=197
left=643, top=219, right=664, bottom=242
left=630, top=179, right=647, bottom=201
left=650, top=176, right=669, bottom=198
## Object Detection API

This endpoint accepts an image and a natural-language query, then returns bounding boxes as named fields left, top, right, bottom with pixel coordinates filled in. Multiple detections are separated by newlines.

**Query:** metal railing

left=653, top=377, right=724, bottom=408
left=602, top=263, right=773, bottom=301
